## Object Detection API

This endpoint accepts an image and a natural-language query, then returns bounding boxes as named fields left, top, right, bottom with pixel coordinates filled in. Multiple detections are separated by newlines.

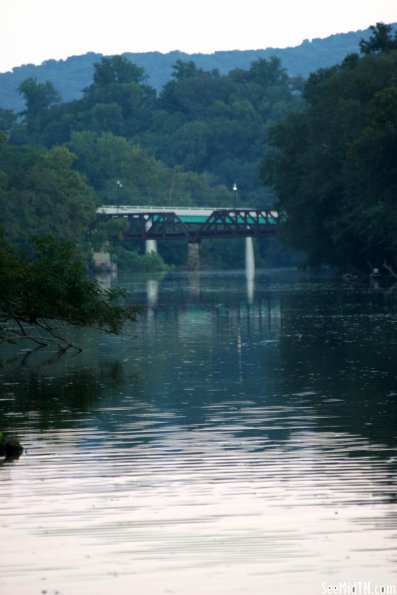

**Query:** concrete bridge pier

left=145, top=218, right=158, bottom=254
left=145, top=239, right=158, bottom=254
left=245, top=237, right=255, bottom=303
left=93, top=250, right=116, bottom=273
left=187, top=241, right=201, bottom=269
left=245, top=237, right=255, bottom=281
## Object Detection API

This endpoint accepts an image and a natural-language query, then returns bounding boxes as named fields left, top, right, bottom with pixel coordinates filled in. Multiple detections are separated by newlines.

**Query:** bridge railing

left=97, top=205, right=217, bottom=212
left=96, top=205, right=279, bottom=217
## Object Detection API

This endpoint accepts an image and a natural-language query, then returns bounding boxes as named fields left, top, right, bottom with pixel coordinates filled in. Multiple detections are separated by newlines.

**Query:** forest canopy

left=6, top=54, right=302, bottom=206
left=261, top=23, right=397, bottom=272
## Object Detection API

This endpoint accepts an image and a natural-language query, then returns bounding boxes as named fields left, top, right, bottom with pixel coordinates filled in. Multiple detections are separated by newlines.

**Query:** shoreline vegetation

left=0, top=232, right=137, bottom=352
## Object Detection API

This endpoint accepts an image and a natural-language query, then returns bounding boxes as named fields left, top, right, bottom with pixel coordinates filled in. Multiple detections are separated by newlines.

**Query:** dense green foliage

left=68, top=131, right=230, bottom=207
left=7, top=55, right=301, bottom=206
left=0, top=231, right=136, bottom=349
left=0, top=135, right=96, bottom=250
left=150, top=57, right=301, bottom=202
left=261, top=23, right=397, bottom=272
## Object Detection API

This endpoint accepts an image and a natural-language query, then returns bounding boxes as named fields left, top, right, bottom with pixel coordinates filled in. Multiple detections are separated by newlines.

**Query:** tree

left=0, top=231, right=136, bottom=350
left=170, top=59, right=204, bottom=81
left=359, top=22, right=397, bottom=55
left=18, top=77, right=61, bottom=117
left=0, top=108, right=17, bottom=136
left=83, top=56, right=155, bottom=136
left=92, top=56, right=147, bottom=87
left=13, top=77, right=62, bottom=144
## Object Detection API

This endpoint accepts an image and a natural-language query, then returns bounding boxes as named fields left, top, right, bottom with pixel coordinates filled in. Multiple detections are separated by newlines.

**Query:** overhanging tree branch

left=0, top=231, right=138, bottom=350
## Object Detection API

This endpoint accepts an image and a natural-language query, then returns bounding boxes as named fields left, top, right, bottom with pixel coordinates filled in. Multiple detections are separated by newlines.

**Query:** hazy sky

left=2, top=0, right=397, bottom=73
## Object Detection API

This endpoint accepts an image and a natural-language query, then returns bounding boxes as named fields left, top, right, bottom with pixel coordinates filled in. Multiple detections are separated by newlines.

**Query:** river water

left=1, top=270, right=397, bottom=595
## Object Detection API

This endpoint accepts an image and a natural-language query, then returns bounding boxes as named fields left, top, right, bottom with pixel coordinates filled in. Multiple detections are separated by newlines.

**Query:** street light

left=116, top=179, right=123, bottom=209
left=233, top=183, right=238, bottom=210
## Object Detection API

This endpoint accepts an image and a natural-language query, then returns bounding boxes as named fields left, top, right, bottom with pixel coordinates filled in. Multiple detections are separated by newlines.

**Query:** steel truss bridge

left=96, top=206, right=280, bottom=241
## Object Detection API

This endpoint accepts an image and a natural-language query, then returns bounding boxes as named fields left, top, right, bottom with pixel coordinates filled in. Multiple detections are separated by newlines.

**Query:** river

left=1, top=269, right=396, bottom=595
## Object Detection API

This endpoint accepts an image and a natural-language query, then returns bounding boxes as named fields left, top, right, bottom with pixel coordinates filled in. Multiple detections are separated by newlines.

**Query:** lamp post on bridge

left=116, top=179, right=123, bottom=210
left=233, top=183, right=238, bottom=210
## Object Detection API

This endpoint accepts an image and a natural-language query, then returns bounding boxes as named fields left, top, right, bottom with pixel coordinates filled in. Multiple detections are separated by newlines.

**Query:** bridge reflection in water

left=143, top=271, right=279, bottom=340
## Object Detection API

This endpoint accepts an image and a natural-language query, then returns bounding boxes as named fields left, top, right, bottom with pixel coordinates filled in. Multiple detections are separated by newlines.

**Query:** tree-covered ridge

left=1, top=26, right=395, bottom=113
left=261, top=23, right=397, bottom=272
left=5, top=55, right=301, bottom=207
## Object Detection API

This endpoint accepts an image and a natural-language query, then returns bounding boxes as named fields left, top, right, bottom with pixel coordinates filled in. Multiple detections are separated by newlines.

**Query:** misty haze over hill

left=1, top=25, right=394, bottom=112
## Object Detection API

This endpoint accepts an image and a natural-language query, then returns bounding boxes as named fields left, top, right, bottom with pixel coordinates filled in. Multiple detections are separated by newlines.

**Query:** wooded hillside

left=261, top=23, right=397, bottom=273
left=1, top=26, right=392, bottom=112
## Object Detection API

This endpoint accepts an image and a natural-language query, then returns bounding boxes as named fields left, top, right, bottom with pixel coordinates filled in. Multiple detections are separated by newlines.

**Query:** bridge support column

left=145, top=239, right=158, bottom=254
left=187, top=241, right=200, bottom=270
left=245, top=237, right=255, bottom=303
left=245, top=237, right=255, bottom=281
left=92, top=250, right=116, bottom=272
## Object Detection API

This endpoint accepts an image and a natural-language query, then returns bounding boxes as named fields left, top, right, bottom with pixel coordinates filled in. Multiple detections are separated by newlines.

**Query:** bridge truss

left=96, top=208, right=280, bottom=241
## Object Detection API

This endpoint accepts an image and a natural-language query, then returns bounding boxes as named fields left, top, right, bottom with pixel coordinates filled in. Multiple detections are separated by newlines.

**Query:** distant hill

left=1, top=25, right=395, bottom=112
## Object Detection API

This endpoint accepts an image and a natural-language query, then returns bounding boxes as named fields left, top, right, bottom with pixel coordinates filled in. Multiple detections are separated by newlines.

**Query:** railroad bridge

left=96, top=205, right=280, bottom=269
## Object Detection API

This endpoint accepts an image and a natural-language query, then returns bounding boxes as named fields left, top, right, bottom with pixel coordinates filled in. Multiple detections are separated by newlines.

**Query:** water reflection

left=146, top=278, right=159, bottom=309
left=1, top=271, right=397, bottom=595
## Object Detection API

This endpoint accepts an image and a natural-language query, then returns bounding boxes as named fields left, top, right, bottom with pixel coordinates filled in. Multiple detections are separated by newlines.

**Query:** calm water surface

left=1, top=270, right=397, bottom=595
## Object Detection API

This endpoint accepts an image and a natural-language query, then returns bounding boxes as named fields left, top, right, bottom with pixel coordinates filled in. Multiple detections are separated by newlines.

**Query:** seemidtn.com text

left=321, top=582, right=396, bottom=595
